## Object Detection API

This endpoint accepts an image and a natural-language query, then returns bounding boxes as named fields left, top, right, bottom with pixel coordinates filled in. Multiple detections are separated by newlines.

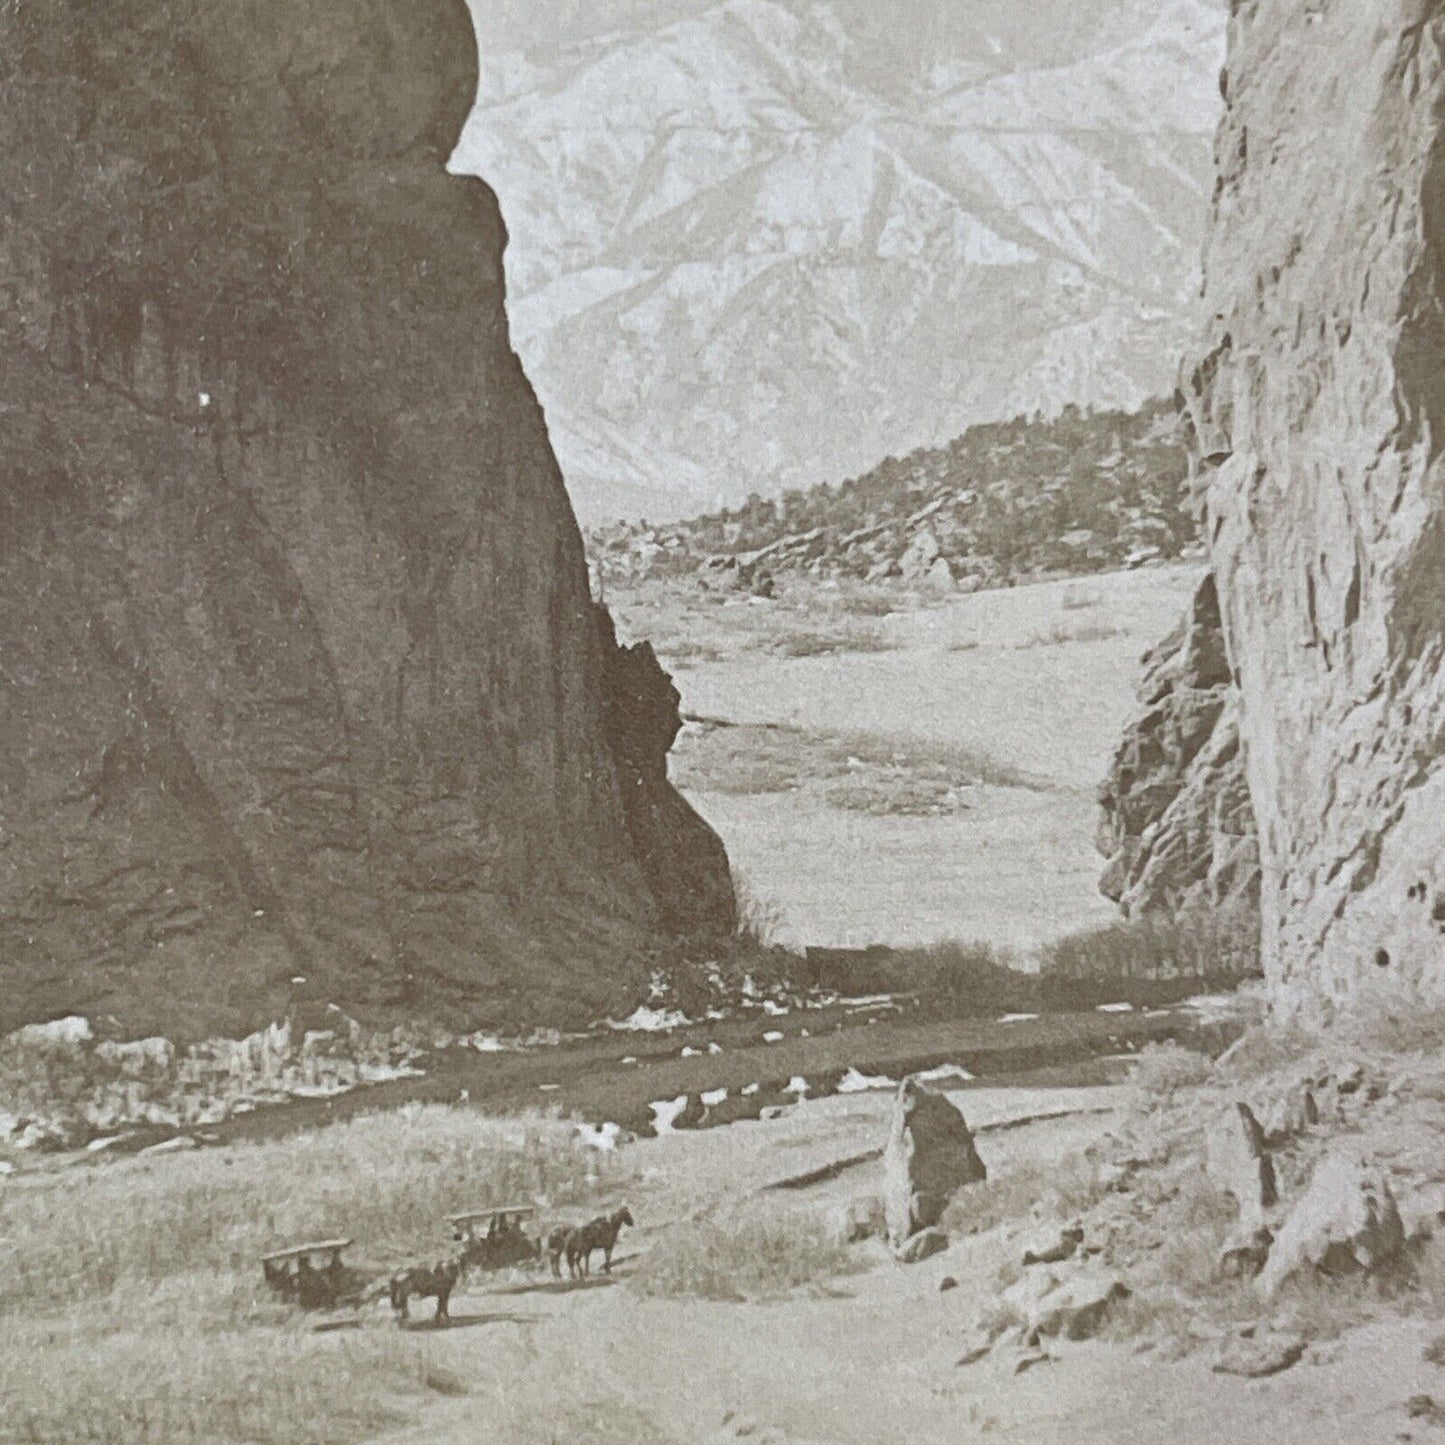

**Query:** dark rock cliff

left=1105, top=0, right=1445, bottom=1022
left=0, top=0, right=734, bottom=1037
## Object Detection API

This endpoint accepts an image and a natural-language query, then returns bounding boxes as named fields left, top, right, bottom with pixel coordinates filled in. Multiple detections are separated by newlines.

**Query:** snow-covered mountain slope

left=457, top=0, right=1225, bottom=523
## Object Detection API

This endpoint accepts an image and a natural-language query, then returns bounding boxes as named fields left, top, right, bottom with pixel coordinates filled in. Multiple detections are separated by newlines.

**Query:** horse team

left=388, top=1206, right=635, bottom=1325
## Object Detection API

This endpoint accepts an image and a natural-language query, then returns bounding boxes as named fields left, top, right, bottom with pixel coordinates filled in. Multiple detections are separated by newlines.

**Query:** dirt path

left=358, top=1081, right=1437, bottom=1445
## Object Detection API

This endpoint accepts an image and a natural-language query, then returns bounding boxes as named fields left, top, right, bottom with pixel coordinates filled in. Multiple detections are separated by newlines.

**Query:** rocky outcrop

left=1097, top=572, right=1259, bottom=931
left=997, top=1268, right=1130, bottom=1344
left=595, top=610, right=735, bottom=939
left=1171, top=0, right=1445, bottom=1021
left=1257, top=1152, right=1406, bottom=1298
left=0, top=0, right=733, bottom=1038
left=591, top=400, right=1195, bottom=593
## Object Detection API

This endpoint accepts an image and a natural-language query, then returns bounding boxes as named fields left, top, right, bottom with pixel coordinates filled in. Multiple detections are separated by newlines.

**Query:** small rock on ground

left=896, top=1227, right=949, bottom=1264
left=1211, top=1329, right=1306, bottom=1378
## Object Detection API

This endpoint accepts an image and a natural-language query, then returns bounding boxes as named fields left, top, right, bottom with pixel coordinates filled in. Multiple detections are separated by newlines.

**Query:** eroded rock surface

left=1163, top=0, right=1445, bottom=1019
left=1258, top=1151, right=1406, bottom=1298
left=1097, top=572, right=1259, bottom=939
left=1205, top=1101, right=1278, bottom=1226
left=0, top=0, right=733, bottom=1037
left=881, top=1076, right=986, bottom=1248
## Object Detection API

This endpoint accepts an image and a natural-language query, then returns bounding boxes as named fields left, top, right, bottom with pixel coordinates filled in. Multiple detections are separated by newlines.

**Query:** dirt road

left=359, top=1082, right=1434, bottom=1445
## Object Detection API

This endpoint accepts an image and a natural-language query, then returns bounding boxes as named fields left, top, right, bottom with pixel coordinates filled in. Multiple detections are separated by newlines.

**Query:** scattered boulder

left=955, top=1326, right=993, bottom=1367
left=12, top=1016, right=94, bottom=1048
left=881, top=1076, right=986, bottom=1248
left=896, top=1227, right=950, bottom=1265
left=139, top=1135, right=199, bottom=1156
left=1098, top=1162, right=1131, bottom=1192
left=1258, top=1151, right=1406, bottom=1297
left=1400, top=1183, right=1445, bottom=1244
left=939, top=1275, right=958, bottom=1294
left=1205, top=1102, right=1277, bottom=1224
left=1030, top=1273, right=1130, bottom=1342
left=926, top=557, right=956, bottom=591
left=1218, top=1223, right=1274, bottom=1280
left=1022, top=1223, right=1084, bottom=1267
left=1406, top=1395, right=1445, bottom=1427
left=827, top=1197, right=883, bottom=1246
left=1211, top=1328, right=1306, bottom=1379
left=1000, top=1269, right=1129, bottom=1343
left=1011, top=1347, right=1056, bottom=1375
left=898, top=526, right=942, bottom=582
left=1258, top=1081, right=1319, bottom=1146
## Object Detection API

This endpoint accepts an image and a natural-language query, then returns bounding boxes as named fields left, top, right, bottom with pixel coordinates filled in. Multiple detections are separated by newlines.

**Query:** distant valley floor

left=610, top=565, right=1200, bottom=952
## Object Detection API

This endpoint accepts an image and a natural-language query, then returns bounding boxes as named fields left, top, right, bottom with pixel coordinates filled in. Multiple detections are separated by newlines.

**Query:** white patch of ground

left=649, top=1096, right=689, bottom=1135
left=834, top=1067, right=897, bottom=1093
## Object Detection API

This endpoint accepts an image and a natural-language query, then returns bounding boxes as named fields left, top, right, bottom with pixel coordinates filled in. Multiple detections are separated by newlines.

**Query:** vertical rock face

left=1097, top=572, right=1259, bottom=933
left=0, top=0, right=734, bottom=1036
left=1178, top=0, right=1445, bottom=1020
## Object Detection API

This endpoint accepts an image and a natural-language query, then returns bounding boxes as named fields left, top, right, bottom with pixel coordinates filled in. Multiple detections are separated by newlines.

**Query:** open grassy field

left=0, top=1109, right=626, bottom=1443
left=609, top=565, right=1200, bottom=951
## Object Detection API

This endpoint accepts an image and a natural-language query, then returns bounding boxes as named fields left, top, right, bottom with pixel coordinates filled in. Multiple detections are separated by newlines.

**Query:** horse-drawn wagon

left=447, top=1204, right=539, bottom=1273
left=259, top=1238, right=356, bottom=1310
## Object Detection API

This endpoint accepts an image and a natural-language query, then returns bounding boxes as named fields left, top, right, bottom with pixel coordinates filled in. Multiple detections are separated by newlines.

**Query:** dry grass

left=882, top=939, right=1032, bottom=1013
left=0, top=1107, right=626, bottom=1443
left=1130, top=1040, right=1212, bottom=1098
left=1, top=1323, right=450, bottom=1445
left=830, top=588, right=900, bottom=618
left=731, top=869, right=796, bottom=958
left=671, top=722, right=1043, bottom=804
left=2, top=1107, right=617, bottom=1314
left=1013, top=620, right=1124, bottom=648
left=942, top=1156, right=1109, bottom=1240
left=764, top=626, right=893, bottom=659
left=631, top=1203, right=860, bottom=1302
left=1039, top=903, right=1260, bottom=999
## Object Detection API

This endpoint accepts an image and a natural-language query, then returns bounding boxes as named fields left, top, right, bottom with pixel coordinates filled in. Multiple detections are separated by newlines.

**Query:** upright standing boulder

left=1205, top=1101, right=1278, bottom=1226
left=881, top=1076, right=986, bottom=1248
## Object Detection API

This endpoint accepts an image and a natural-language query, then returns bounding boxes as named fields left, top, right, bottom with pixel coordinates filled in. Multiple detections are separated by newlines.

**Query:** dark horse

left=565, top=1206, right=634, bottom=1279
left=545, top=1226, right=571, bottom=1279
left=389, top=1257, right=463, bottom=1325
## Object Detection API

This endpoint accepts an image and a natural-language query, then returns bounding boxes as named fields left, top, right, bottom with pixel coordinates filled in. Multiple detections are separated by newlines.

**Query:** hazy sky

left=468, top=0, right=1150, bottom=93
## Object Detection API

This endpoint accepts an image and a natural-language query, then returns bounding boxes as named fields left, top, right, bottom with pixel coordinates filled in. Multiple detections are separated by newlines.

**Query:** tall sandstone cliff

left=1108, top=0, right=1445, bottom=1023
left=0, top=0, right=734, bottom=1037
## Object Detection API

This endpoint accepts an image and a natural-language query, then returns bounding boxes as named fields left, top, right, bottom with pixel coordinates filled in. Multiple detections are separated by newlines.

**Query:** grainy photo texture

left=2, top=2, right=1444, bottom=1441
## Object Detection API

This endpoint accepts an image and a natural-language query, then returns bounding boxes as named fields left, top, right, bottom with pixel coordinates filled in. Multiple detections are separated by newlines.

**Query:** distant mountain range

left=457, top=0, right=1225, bottom=523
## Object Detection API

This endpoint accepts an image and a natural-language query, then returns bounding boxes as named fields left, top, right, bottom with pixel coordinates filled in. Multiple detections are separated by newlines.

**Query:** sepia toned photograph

left=2, top=1, right=1443, bottom=1440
